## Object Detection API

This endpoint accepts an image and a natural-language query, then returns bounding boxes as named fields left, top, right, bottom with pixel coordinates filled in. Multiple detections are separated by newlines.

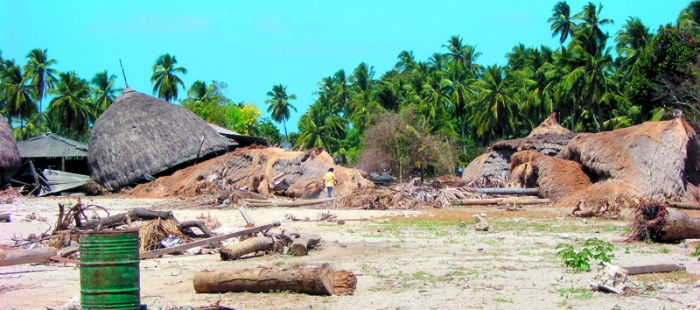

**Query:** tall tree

left=296, top=95, right=347, bottom=153
left=151, top=54, right=187, bottom=102
left=91, top=70, right=121, bottom=114
left=0, top=60, right=37, bottom=139
left=574, top=2, right=614, bottom=47
left=24, top=48, right=58, bottom=125
left=472, top=64, right=516, bottom=140
left=548, top=1, right=577, bottom=44
left=264, top=84, right=297, bottom=142
left=47, top=72, right=93, bottom=141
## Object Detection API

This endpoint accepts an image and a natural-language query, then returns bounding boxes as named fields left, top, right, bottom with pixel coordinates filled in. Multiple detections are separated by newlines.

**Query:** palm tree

left=47, top=72, right=93, bottom=140
left=348, top=62, right=380, bottom=131
left=574, top=2, right=614, bottom=47
left=91, top=70, right=122, bottom=114
left=472, top=64, right=516, bottom=140
left=296, top=95, right=347, bottom=153
left=615, top=17, right=652, bottom=75
left=548, top=1, right=576, bottom=44
left=264, top=84, right=297, bottom=142
left=151, top=54, right=187, bottom=102
left=440, top=61, right=476, bottom=149
left=0, top=60, right=37, bottom=140
left=24, top=48, right=58, bottom=125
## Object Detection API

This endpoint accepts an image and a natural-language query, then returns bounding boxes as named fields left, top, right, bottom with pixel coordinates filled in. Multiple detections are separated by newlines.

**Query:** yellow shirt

left=324, top=172, right=337, bottom=187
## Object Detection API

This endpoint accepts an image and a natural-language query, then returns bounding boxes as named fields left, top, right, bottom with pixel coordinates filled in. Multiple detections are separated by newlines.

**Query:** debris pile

left=332, top=186, right=483, bottom=209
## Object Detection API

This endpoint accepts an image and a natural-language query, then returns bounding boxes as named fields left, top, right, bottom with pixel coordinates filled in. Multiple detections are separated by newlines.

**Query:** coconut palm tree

left=615, top=17, right=652, bottom=76
left=151, top=54, right=187, bottom=102
left=47, top=72, right=93, bottom=140
left=91, top=70, right=122, bottom=114
left=471, top=64, right=516, bottom=141
left=24, top=48, right=58, bottom=125
left=264, top=84, right=297, bottom=142
left=548, top=1, right=577, bottom=44
left=574, top=2, right=614, bottom=47
left=296, top=95, right=347, bottom=153
left=0, top=60, right=37, bottom=140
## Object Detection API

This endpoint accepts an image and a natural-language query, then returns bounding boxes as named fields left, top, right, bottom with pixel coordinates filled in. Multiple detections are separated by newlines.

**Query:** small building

left=16, top=133, right=89, bottom=175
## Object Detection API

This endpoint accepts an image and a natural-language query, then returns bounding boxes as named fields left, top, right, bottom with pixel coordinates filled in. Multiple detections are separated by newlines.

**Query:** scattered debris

left=590, top=262, right=628, bottom=294
left=474, top=214, right=489, bottom=232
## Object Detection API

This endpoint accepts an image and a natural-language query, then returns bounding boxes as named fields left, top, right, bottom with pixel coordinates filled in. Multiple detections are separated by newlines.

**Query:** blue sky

left=0, top=0, right=690, bottom=132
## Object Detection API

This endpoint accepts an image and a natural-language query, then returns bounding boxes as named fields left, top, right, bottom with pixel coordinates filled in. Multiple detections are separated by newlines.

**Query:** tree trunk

left=333, top=270, right=357, bottom=296
left=80, top=209, right=175, bottom=230
left=0, top=247, right=57, bottom=267
left=220, top=236, right=273, bottom=261
left=474, top=188, right=539, bottom=195
left=177, top=220, right=213, bottom=238
left=622, top=264, right=685, bottom=275
left=290, top=234, right=322, bottom=256
left=193, top=264, right=335, bottom=295
left=632, top=205, right=700, bottom=242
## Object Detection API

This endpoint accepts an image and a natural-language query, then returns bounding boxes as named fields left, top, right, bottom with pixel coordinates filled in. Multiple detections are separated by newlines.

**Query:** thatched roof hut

left=88, top=89, right=228, bottom=190
left=0, top=116, right=21, bottom=181
left=462, top=113, right=575, bottom=186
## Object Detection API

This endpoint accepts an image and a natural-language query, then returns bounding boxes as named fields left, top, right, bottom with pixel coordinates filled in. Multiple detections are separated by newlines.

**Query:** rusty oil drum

left=79, top=230, right=140, bottom=309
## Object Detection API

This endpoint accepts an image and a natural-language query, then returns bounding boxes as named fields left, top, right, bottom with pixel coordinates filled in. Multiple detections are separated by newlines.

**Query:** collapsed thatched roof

left=462, top=113, right=574, bottom=186
left=88, top=89, right=228, bottom=190
left=510, top=150, right=592, bottom=202
left=558, top=118, right=697, bottom=199
left=0, top=116, right=20, bottom=170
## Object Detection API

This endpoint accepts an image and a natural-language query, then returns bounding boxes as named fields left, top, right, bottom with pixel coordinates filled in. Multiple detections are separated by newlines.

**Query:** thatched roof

left=88, top=89, right=228, bottom=190
left=0, top=116, right=20, bottom=170
left=510, top=150, right=592, bottom=202
left=527, top=113, right=572, bottom=137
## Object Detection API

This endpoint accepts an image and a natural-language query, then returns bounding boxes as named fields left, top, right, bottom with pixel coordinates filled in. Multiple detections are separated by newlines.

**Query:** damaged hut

left=88, top=88, right=228, bottom=191
left=16, top=133, right=89, bottom=174
left=0, top=116, right=21, bottom=183
left=510, top=116, right=700, bottom=215
left=462, top=113, right=575, bottom=187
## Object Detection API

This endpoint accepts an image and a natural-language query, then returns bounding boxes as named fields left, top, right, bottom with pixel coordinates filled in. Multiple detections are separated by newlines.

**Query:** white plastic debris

left=160, top=235, right=182, bottom=248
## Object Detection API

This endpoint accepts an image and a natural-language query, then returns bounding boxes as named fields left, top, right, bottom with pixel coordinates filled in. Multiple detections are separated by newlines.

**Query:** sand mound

left=127, top=147, right=373, bottom=199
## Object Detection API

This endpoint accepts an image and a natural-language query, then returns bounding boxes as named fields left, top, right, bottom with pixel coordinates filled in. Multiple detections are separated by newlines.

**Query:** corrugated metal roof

left=39, top=169, right=90, bottom=196
left=17, top=133, right=88, bottom=159
left=207, top=123, right=240, bottom=146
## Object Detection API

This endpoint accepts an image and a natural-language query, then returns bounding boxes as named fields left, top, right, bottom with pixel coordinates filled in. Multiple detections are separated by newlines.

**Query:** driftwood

left=220, top=236, right=274, bottom=261
left=458, top=199, right=502, bottom=205
left=0, top=213, right=10, bottom=222
left=622, top=264, right=686, bottom=275
left=246, top=198, right=340, bottom=208
left=193, top=263, right=336, bottom=295
left=333, top=270, right=357, bottom=295
left=458, top=198, right=550, bottom=206
left=474, top=188, right=539, bottom=196
left=290, top=234, right=322, bottom=256
left=667, top=201, right=700, bottom=210
left=81, top=208, right=175, bottom=230
left=630, top=204, right=700, bottom=242
left=177, top=220, right=213, bottom=238
left=140, top=222, right=280, bottom=259
left=0, top=247, right=57, bottom=267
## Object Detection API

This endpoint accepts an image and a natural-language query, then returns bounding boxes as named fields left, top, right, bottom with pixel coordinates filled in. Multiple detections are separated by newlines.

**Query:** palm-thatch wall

left=462, top=113, right=574, bottom=186
left=88, top=89, right=228, bottom=191
left=0, top=116, right=21, bottom=181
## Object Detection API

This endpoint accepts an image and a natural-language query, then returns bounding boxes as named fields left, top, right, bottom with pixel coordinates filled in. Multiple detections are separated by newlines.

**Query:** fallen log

left=0, top=247, right=57, bottom=267
left=246, top=198, right=340, bottom=208
left=177, top=220, right=213, bottom=238
left=630, top=204, right=700, bottom=242
left=667, top=201, right=700, bottom=210
left=290, top=234, right=322, bottom=256
left=57, top=245, right=79, bottom=257
left=498, top=198, right=550, bottom=205
left=622, top=264, right=685, bottom=275
left=333, top=270, right=357, bottom=296
left=81, top=208, right=175, bottom=230
left=140, top=222, right=280, bottom=259
left=220, top=236, right=274, bottom=261
left=0, top=213, right=10, bottom=222
left=474, top=188, right=539, bottom=196
left=193, top=263, right=335, bottom=295
left=458, top=199, right=502, bottom=205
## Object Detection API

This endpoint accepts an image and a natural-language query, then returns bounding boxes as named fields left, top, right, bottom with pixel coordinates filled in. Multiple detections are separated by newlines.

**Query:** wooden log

left=0, top=213, right=10, bottom=222
left=622, top=264, right=686, bottom=275
left=57, top=245, right=79, bottom=257
left=474, top=188, right=539, bottom=196
left=333, top=270, right=357, bottom=296
left=193, top=263, right=335, bottom=295
left=290, top=234, right=322, bottom=256
left=220, top=236, right=274, bottom=261
left=177, top=220, right=213, bottom=237
left=0, top=247, right=57, bottom=267
left=49, top=256, right=80, bottom=265
left=81, top=208, right=175, bottom=230
left=140, top=222, right=280, bottom=259
left=458, top=199, right=502, bottom=205
left=667, top=201, right=700, bottom=210
left=498, top=198, right=550, bottom=205
left=246, top=198, right=340, bottom=208
left=640, top=206, right=700, bottom=242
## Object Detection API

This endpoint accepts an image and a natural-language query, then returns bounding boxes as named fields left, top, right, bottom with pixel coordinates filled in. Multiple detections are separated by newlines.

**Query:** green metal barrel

left=80, top=230, right=140, bottom=310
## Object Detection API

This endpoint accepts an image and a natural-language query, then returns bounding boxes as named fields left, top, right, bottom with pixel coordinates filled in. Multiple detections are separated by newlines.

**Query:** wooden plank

left=667, top=201, right=700, bottom=210
left=238, top=207, right=255, bottom=227
left=0, top=247, right=57, bottom=267
left=474, top=188, right=540, bottom=196
left=49, top=256, right=79, bottom=265
left=622, top=264, right=686, bottom=275
left=139, top=222, right=280, bottom=259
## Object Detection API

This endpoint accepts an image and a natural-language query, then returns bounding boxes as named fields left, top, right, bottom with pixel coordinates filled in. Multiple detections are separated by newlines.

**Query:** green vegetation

left=4, top=1, right=700, bottom=159
left=556, top=238, right=615, bottom=271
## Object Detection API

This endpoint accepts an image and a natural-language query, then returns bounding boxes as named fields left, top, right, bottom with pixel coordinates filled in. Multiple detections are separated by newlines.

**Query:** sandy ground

left=2, top=196, right=700, bottom=310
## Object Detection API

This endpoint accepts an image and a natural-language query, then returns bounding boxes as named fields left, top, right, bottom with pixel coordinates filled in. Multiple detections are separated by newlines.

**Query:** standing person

left=324, top=168, right=337, bottom=198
